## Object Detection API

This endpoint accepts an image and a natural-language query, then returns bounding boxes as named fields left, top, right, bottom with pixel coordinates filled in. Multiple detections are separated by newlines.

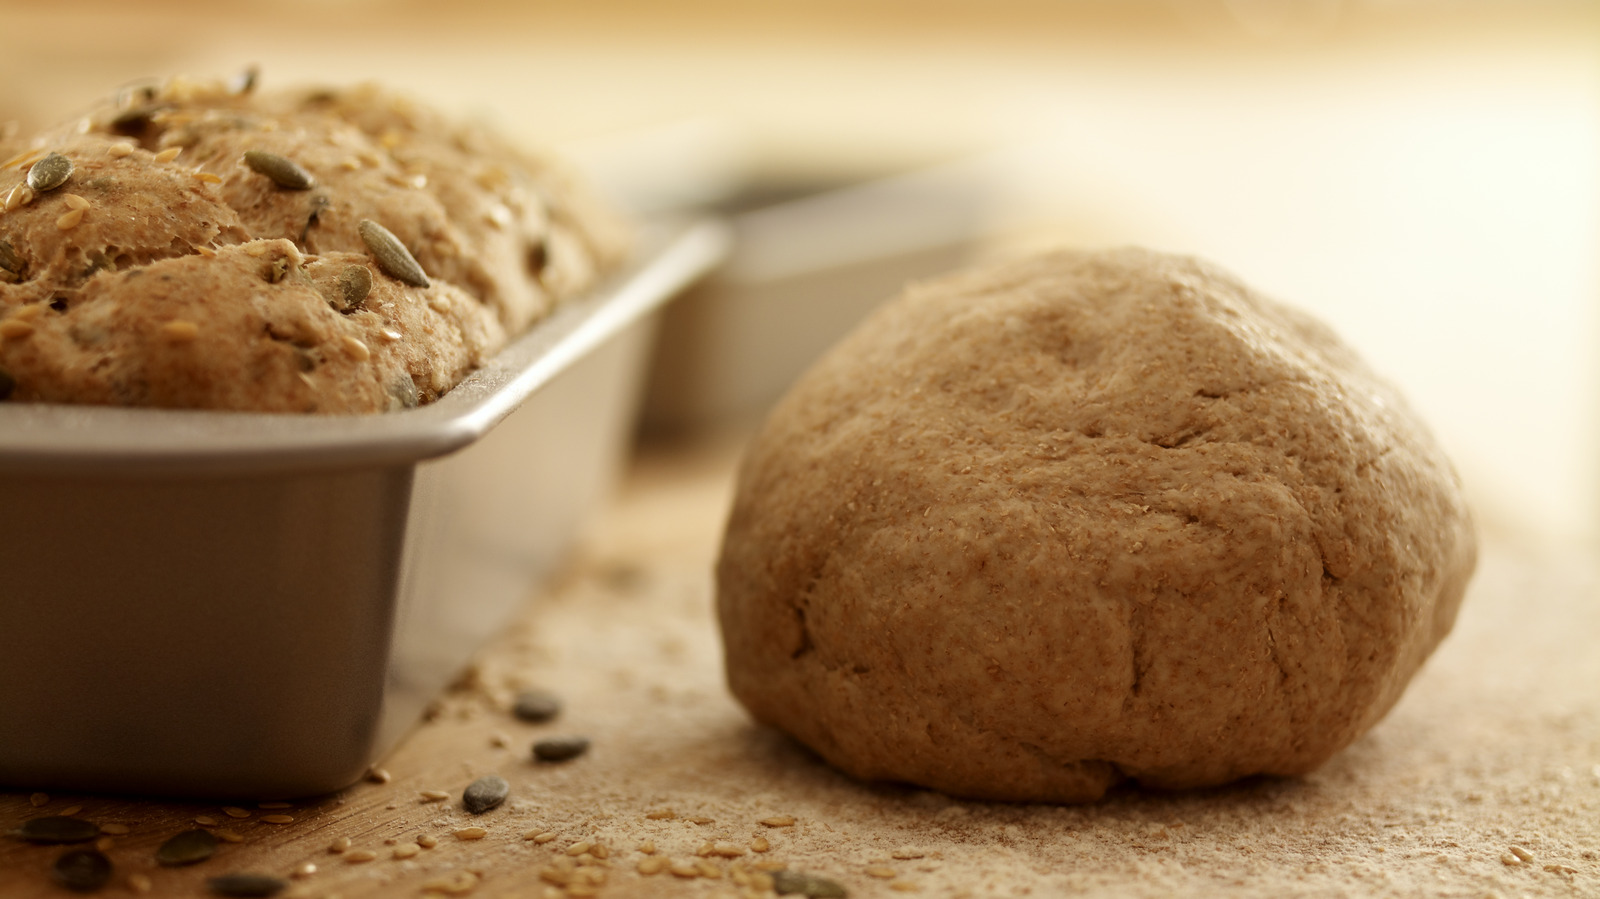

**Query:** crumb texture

left=0, top=74, right=628, bottom=413
left=716, top=247, right=1478, bottom=802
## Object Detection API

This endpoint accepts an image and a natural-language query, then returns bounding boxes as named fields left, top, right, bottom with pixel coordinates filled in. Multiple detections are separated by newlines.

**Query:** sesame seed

left=751, top=836, right=771, bottom=853
left=215, top=830, right=245, bottom=844
left=694, top=858, right=723, bottom=879
left=417, top=834, right=438, bottom=848
left=1510, top=846, right=1534, bottom=862
left=0, top=319, right=33, bottom=340
left=153, top=147, right=183, bottom=163
left=760, top=815, right=796, bottom=827
left=99, top=824, right=130, bottom=836
left=58, top=805, right=83, bottom=817
left=420, top=872, right=479, bottom=895
left=668, top=862, right=699, bottom=879
left=161, top=320, right=199, bottom=342
left=55, top=208, right=84, bottom=229
left=637, top=857, right=668, bottom=876
left=420, top=790, right=450, bottom=802
left=259, top=814, right=294, bottom=824
left=531, top=832, right=557, bottom=844
left=566, top=842, right=591, bottom=857
left=645, top=809, right=676, bottom=821
left=891, top=847, right=927, bottom=860
left=328, top=837, right=351, bottom=853
left=108, top=143, right=134, bottom=159
left=379, top=329, right=403, bottom=342
left=193, top=816, right=218, bottom=827
left=193, top=172, right=223, bottom=184
left=342, top=336, right=371, bottom=361
left=454, top=827, right=488, bottom=841
left=393, top=843, right=420, bottom=859
left=196, top=246, right=216, bottom=258
left=222, top=807, right=251, bottom=819
left=429, top=296, right=451, bottom=314
left=867, top=866, right=897, bottom=878
left=366, top=767, right=391, bottom=784
left=344, top=849, right=377, bottom=864
left=62, top=193, right=89, bottom=210
left=291, top=863, right=317, bottom=879
left=891, top=881, right=921, bottom=892
left=638, top=840, right=657, bottom=854
left=686, top=816, right=715, bottom=826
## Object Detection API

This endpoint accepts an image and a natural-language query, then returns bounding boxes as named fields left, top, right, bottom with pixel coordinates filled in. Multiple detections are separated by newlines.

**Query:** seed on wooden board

left=55, top=208, right=84, bottom=230
left=62, top=193, right=89, bottom=210
left=98, top=824, right=129, bottom=836
left=194, top=816, right=219, bottom=827
left=327, top=836, right=351, bottom=854
left=532, top=736, right=590, bottom=763
left=761, top=815, right=796, bottom=828
left=454, top=827, right=488, bottom=841
left=153, top=147, right=183, bottom=164
left=207, top=873, right=288, bottom=897
left=52, top=848, right=112, bottom=892
left=343, top=849, right=377, bottom=863
left=771, top=870, right=849, bottom=898
left=512, top=689, right=563, bottom=723
left=27, top=152, right=72, bottom=191
left=357, top=219, right=428, bottom=288
left=419, top=790, right=450, bottom=802
left=13, top=816, right=100, bottom=844
left=416, top=833, right=438, bottom=848
left=215, top=830, right=245, bottom=844
left=463, top=774, right=509, bottom=814
left=157, top=828, right=219, bottom=866
left=243, top=150, right=315, bottom=190
left=393, top=843, right=420, bottom=859
left=258, top=814, right=293, bottom=824
left=222, top=807, right=251, bottom=819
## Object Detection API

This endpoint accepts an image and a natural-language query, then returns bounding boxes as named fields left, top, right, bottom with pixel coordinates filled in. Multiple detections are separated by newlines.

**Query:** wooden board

left=3, top=432, right=1599, bottom=898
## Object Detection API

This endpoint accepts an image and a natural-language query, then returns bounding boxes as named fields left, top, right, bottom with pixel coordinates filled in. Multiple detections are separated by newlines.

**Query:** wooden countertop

left=2, top=431, right=1598, bottom=898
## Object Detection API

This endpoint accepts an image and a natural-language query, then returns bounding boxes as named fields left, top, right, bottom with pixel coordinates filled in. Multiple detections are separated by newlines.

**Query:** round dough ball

left=715, top=247, right=1477, bottom=803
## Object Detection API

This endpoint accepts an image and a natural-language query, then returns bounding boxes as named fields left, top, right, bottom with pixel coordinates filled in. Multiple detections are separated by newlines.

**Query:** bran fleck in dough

left=716, top=247, right=1478, bottom=802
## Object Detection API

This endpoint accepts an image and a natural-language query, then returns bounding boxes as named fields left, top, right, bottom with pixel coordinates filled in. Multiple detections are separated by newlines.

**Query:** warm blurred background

left=3, top=0, right=1596, bottom=545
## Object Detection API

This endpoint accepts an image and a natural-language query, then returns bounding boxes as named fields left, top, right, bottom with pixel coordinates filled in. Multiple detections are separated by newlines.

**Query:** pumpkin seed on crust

left=26, top=152, right=72, bottom=192
left=358, top=219, right=429, bottom=288
left=242, top=150, right=315, bottom=191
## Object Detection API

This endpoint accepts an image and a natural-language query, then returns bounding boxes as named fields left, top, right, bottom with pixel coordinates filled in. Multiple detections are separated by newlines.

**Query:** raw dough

left=716, top=247, right=1477, bottom=802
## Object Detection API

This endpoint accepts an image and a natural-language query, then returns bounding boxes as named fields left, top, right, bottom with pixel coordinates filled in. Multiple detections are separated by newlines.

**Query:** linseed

left=258, top=814, right=294, bottom=825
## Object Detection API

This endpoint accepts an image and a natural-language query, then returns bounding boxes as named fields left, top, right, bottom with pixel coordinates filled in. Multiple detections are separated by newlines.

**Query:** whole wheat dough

left=716, top=247, right=1477, bottom=803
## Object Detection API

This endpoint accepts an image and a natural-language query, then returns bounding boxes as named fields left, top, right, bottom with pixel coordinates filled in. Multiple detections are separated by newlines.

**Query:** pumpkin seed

left=532, top=736, right=590, bottom=763
left=243, top=150, right=315, bottom=191
left=387, top=377, right=420, bottom=410
left=512, top=689, right=562, bottom=723
left=27, top=152, right=72, bottom=192
left=12, top=816, right=100, bottom=844
left=0, top=239, right=21, bottom=274
left=338, top=264, right=371, bottom=310
left=207, top=873, right=287, bottom=897
left=358, top=219, right=429, bottom=288
left=157, top=828, right=218, bottom=866
left=52, top=848, right=112, bottom=892
left=462, top=774, right=509, bottom=814
left=771, top=870, right=849, bottom=898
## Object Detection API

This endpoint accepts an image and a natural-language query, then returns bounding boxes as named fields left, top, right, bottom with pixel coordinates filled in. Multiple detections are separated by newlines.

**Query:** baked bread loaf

left=717, top=247, right=1477, bottom=802
left=0, top=73, right=627, bottom=412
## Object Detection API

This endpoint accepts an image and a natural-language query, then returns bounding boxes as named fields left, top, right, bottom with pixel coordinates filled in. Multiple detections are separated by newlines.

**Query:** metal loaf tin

left=0, top=220, right=727, bottom=799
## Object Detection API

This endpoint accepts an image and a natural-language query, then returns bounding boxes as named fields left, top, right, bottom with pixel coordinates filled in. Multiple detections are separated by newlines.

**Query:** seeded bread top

left=0, top=73, right=629, bottom=412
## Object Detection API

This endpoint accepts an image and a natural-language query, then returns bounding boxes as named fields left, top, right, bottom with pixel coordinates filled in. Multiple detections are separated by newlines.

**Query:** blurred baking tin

left=0, top=218, right=727, bottom=799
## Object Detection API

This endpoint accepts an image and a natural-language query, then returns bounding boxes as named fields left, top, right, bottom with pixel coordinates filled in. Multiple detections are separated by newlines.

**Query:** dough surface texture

left=716, top=247, right=1477, bottom=802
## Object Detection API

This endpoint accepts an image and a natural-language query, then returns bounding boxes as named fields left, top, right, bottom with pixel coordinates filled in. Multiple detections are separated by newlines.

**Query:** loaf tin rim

left=0, top=218, right=729, bottom=477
